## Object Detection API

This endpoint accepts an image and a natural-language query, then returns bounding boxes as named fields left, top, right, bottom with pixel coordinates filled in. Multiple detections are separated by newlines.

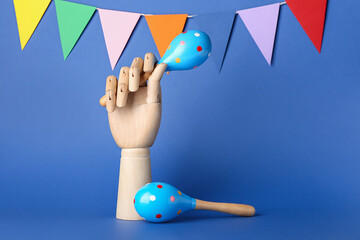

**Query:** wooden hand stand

left=116, top=148, right=151, bottom=220
left=100, top=53, right=167, bottom=220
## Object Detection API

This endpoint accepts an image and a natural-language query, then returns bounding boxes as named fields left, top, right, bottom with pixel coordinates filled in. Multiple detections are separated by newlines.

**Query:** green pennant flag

left=55, top=0, right=96, bottom=60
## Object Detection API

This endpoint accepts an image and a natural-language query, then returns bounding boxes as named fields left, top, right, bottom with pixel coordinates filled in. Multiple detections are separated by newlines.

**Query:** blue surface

left=1, top=0, right=360, bottom=239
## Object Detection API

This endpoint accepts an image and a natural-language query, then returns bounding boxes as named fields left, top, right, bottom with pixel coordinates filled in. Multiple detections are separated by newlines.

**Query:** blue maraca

left=134, top=182, right=255, bottom=223
left=158, top=30, right=212, bottom=71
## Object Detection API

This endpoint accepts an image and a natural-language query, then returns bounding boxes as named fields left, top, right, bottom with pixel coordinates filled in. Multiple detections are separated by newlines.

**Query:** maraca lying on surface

left=134, top=182, right=255, bottom=223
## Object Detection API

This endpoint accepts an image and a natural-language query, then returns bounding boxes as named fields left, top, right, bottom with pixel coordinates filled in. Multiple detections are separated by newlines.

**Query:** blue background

left=1, top=0, right=360, bottom=239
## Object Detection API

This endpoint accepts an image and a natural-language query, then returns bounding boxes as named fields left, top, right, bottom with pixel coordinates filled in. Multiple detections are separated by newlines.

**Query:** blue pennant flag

left=193, top=12, right=235, bottom=72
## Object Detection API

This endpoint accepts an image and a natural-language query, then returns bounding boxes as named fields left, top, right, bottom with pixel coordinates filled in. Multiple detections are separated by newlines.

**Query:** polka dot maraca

left=134, top=182, right=195, bottom=222
left=158, top=30, right=212, bottom=71
left=134, top=182, right=256, bottom=223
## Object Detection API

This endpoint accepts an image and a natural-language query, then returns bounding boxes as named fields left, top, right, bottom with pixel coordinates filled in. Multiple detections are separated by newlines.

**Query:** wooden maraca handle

left=195, top=199, right=255, bottom=217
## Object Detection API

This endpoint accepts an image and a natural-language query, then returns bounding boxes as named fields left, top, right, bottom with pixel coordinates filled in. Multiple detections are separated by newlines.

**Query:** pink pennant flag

left=98, top=9, right=140, bottom=70
left=237, top=3, right=280, bottom=65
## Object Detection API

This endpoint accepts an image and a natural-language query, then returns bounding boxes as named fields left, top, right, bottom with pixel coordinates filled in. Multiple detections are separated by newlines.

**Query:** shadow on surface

left=166, top=211, right=262, bottom=224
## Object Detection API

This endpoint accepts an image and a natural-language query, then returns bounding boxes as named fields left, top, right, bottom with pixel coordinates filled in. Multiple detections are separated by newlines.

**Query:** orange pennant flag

left=145, top=14, right=188, bottom=57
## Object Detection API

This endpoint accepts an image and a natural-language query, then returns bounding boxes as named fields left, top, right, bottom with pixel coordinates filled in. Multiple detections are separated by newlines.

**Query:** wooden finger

left=147, top=63, right=167, bottom=104
left=117, top=67, right=130, bottom=107
left=106, top=75, right=117, bottom=112
left=139, top=72, right=152, bottom=87
left=143, top=52, right=157, bottom=73
left=99, top=95, right=106, bottom=107
left=129, top=57, right=144, bottom=92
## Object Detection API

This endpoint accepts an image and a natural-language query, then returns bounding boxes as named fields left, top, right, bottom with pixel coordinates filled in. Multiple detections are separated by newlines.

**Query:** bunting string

left=137, top=1, right=287, bottom=17
left=13, top=0, right=327, bottom=71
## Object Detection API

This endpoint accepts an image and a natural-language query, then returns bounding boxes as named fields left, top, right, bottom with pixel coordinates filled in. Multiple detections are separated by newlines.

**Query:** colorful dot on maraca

left=158, top=30, right=212, bottom=71
left=134, top=182, right=196, bottom=223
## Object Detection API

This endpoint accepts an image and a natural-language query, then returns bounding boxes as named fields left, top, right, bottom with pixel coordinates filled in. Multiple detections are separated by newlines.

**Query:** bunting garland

left=98, top=9, right=140, bottom=70
left=13, top=0, right=51, bottom=49
left=193, top=12, right=235, bottom=72
left=55, top=0, right=96, bottom=60
left=237, top=3, right=280, bottom=65
left=145, top=14, right=188, bottom=57
left=287, top=0, right=327, bottom=52
left=13, top=0, right=328, bottom=71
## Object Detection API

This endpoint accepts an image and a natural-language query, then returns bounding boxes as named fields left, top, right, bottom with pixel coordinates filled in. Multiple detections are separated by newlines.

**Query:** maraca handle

left=195, top=199, right=255, bottom=217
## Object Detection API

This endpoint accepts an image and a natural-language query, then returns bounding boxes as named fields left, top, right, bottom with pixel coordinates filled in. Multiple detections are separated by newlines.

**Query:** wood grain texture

left=195, top=199, right=255, bottom=217
left=117, top=67, right=130, bottom=108
left=116, top=148, right=151, bottom=220
left=105, top=75, right=117, bottom=112
left=129, top=57, right=144, bottom=92
left=100, top=54, right=167, bottom=220
left=108, top=87, right=162, bottom=148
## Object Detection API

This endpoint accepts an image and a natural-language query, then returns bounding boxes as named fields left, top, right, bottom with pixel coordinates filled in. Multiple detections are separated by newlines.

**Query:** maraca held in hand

left=134, top=182, right=255, bottom=223
left=159, top=30, right=212, bottom=71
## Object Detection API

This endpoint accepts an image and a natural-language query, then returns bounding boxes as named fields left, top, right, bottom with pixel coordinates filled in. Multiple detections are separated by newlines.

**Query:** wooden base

left=116, top=148, right=152, bottom=220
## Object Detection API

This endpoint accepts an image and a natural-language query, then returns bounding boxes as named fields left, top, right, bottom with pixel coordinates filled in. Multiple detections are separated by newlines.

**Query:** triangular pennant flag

left=98, top=9, right=140, bottom=70
left=13, top=0, right=51, bottom=49
left=237, top=3, right=280, bottom=65
left=145, top=14, right=188, bottom=57
left=55, top=0, right=96, bottom=60
left=193, top=12, right=235, bottom=72
left=287, top=0, right=327, bottom=52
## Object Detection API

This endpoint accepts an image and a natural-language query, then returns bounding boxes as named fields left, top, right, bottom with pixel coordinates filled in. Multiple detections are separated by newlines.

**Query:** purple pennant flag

left=193, top=12, right=235, bottom=72
left=237, top=3, right=280, bottom=65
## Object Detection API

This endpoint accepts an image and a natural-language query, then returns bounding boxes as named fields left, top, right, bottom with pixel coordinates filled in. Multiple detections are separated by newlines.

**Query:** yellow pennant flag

left=13, top=0, right=51, bottom=49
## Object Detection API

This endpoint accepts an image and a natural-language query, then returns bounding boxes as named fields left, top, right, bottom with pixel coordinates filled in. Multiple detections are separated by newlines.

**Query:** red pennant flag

left=287, top=0, right=327, bottom=52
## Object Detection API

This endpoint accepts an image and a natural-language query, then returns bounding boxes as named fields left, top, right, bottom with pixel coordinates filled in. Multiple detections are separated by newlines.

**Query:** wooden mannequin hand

left=99, top=53, right=167, bottom=149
